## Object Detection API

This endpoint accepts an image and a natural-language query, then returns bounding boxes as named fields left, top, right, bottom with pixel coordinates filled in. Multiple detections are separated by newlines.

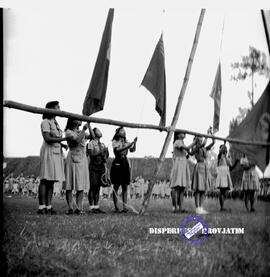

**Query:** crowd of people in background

left=2, top=173, right=177, bottom=200
left=4, top=172, right=268, bottom=200
left=3, top=173, right=39, bottom=197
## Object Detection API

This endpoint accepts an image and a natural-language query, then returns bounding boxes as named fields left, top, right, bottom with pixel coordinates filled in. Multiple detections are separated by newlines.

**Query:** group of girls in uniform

left=170, top=129, right=260, bottom=214
left=170, top=128, right=215, bottom=214
left=38, top=101, right=259, bottom=215
left=37, top=101, right=137, bottom=215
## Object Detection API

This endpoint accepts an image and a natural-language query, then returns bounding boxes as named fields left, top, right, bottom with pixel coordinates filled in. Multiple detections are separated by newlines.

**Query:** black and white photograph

left=2, top=0, right=270, bottom=276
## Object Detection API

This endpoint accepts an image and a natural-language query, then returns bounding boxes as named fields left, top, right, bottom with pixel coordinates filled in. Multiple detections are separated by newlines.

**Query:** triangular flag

left=228, top=81, right=270, bottom=172
left=82, top=9, right=114, bottom=116
left=141, top=34, right=166, bottom=127
left=210, top=62, right=222, bottom=134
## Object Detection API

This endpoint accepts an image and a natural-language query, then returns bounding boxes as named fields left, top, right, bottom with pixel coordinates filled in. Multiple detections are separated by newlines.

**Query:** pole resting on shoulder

left=3, top=99, right=270, bottom=147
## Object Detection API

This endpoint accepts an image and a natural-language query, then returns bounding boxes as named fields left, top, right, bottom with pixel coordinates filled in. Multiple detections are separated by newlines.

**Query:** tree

left=231, top=46, right=270, bottom=107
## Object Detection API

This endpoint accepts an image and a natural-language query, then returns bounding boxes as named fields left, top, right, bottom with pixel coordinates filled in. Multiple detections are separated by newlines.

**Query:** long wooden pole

left=139, top=9, right=206, bottom=214
left=3, top=100, right=270, bottom=147
left=3, top=100, right=165, bottom=131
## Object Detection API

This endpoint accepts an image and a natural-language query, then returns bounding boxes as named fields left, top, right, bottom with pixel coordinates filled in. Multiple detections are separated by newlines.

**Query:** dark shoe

left=113, top=208, right=120, bottom=213
left=250, top=208, right=255, bottom=212
left=47, top=208, right=57, bottom=215
left=95, top=208, right=106, bottom=214
left=91, top=209, right=98, bottom=214
left=74, top=209, right=82, bottom=215
left=121, top=209, right=128, bottom=213
left=180, top=209, right=188, bottom=213
left=66, top=209, right=73, bottom=215
left=37, top=208, right=46, bottom=215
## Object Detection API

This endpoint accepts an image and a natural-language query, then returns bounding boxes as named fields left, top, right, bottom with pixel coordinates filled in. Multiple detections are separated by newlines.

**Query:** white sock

left=46, top=205, right=52, bottom=210
left=39, top=205, right=45, bottom=210
left=89, top=205, right=94, bottom=210
left=94, top=205, right=99, bottom=209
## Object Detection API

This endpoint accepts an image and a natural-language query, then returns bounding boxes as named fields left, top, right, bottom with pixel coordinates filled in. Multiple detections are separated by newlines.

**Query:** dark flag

left=82, top=9, right=114, bottom=116
left=261, top=10, right=270, bottom=55
left=141, top=34, right=166, bottom=127
left=210, top=62, right=222, bottom=133
left=228, top=81, right=270, bottom=172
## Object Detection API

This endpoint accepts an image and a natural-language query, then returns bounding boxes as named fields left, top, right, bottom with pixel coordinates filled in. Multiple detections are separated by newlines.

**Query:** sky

left=2, top=0, right=270, bottom=162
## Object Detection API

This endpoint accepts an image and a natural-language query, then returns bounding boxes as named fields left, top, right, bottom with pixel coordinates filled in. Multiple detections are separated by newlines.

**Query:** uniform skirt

left=170, top=156, right=190, bottom=188
left=39, top=141, right=65, bottom=182
left=241, top=168, right=259, bottom=191
left=64, top=150, right=90, bottom=191
left=110, top=157, right=130, bottom=186
left=215, top=165, right=233, bottom=189
left=89, top=164, right=105, bottom=190
left=191, top=161, right=210, bottom=192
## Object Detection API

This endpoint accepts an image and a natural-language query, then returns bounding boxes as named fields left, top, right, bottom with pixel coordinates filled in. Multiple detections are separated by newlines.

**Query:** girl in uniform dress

left=110, top=126, right=137, bottom=213
left=170, top=131, right=196, bottom=213
left=190, top=131, right=215, bottom=214
left=240, top=154, right=259, bottom=212
left=64, top=119, right=90, bottom=215
left=87, top=125, right=109, bottom=214
left=38, top=101, right=67, bottom=215
left=215, top=144, right=233, bottom=212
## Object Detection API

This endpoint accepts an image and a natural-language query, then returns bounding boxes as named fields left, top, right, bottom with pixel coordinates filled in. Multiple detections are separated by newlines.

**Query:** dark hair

left=173, top=131, right=184, bottom=143
left=219, top=144, right=227, bottom=154
left=93, top=128, right=98, bottom=136
left=112, top=126, right=126, bottom=142
left=42, top=101, right=59, bottom=119
left=217, top=144, right=228, bottom=166
left=64, top=118, right=81, bottom=131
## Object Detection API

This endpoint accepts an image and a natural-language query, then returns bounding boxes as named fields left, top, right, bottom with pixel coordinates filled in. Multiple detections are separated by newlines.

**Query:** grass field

left=3, top=196, right=270, bottom=277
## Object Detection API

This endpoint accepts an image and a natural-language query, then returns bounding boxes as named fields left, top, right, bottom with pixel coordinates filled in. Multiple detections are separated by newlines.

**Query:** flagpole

left=139, top=8, right=206, bottom=214
left=3, top=100, right=270, bottom=147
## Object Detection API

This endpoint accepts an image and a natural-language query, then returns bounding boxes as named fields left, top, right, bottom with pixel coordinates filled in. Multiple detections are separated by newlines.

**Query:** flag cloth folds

left=228, top=81, right=270, bottom=172
left=210, top=62, right=222, bottom=133
left=82, top=8, right=114, bottom=116
left=141, top=34, right=166, bottom=127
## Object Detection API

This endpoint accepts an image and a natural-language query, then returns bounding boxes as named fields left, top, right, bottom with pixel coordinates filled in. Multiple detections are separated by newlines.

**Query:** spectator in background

left=8, top=173, right=15, bottom=195
left=165, top=180, right=171, bottom=199
left=4, top=179, right=9, bottom=194
left=17, top=173, right=25, bottom=194
left=11, top=180, right=19, bottom=195
left=27, top=175, right=35, bottom=196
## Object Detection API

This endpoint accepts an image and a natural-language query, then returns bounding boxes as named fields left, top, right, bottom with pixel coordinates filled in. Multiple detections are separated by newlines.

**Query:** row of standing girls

left=37, top=101, right=258, bottom=215
left=170, top=129, right=215, bottom=214
left=170, top=129, right=259, bottom=214
left=37, top=101, right=137, bottom=215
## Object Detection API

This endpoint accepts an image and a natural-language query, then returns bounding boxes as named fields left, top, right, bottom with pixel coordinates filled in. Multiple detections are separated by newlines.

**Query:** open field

left=3, top=196, right=270, bottom=277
